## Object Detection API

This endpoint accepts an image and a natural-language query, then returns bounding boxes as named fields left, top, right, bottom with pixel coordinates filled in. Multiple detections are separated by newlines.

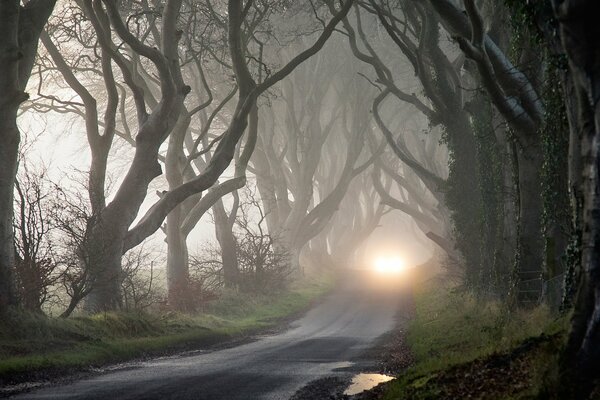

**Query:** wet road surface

left=13, top=273, right=409, bottom=400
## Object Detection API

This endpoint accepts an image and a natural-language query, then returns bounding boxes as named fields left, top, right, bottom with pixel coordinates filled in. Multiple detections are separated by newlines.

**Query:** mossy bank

left=376, top=275, right=569, bottom=399
left=0, top=275, right=334, bottom=388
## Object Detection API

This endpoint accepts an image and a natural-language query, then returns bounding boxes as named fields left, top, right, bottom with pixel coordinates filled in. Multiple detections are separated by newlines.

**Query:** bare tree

left=49, top=180, right=95, bottom=318
left=55, top=0, right=353, bottom=311
left=121, top=245, right=164, bottom=311
left=251, top=43, right=382, bottom=271
left=235, top=187, right=291, bottom=293
left=13, top=164, right=60, bottom=312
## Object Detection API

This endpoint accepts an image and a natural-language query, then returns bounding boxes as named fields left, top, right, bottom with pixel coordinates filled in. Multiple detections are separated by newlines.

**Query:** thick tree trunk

left=0, top=6, right=20, bottom=306
left=213, top=199, right=238, bottom=288
left=514, top=138, right=544, bottom=305
left=164, top=113, right=191, bottom=310
left=84, top=218, right=124, bottom=312
left=444, top=116, right=484, bottom=289
left=495, top=141, right=518, bottom=297
left=252, top=143, right=282, bottom=236
left=166, top=204, right=190, bottom=310
left=0, top=106, right=20, bottom=311
left=562, top=71, right=583, bottom=308
left=554, top=0, right=600, bottom=393
left=289, top=246, right=302, bottom=275
left=83, top=140, right=164, bottom=311
left=0, top=0, right=56, bottom=312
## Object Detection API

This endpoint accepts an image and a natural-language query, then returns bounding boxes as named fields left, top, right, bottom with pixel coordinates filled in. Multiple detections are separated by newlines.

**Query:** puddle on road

left=344, top=373, right=394, bottom=395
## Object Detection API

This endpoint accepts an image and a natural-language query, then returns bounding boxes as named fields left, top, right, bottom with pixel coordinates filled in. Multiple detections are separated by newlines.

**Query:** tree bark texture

left=0, top=0, right=55, bottom=312
left=553, top=0, right=600, bottom=393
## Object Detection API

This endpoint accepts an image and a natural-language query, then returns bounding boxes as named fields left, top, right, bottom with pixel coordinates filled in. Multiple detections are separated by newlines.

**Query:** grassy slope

left=0, top=275, right=334, bottom=383
left=381, top=278, right=568, bottom=400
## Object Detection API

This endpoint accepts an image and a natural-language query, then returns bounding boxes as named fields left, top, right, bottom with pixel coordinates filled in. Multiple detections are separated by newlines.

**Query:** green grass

left=407, top=284, right=560, bottom=374
left=0, top=275, right=334, bottom=382
left=381, top=279, right=568, bottom=399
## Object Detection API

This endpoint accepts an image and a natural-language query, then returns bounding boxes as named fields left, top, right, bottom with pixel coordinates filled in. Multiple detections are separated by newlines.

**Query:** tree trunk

left=554, top=0, right=600, bottom=393
left=0, top=8, right=20, bottom=306
left=83, top=138, right=165, bottom=311
left=83, top=218, right=124, bottom=312
left=252, top=142, right=282, bottom=236
left=308, top=230, right=333, bottom=269
left=514, top=138, right=544, bottom=305
left=444, top=116, right=484, bottom=290
left=495, top=141, right=518, bottom=297
left=164, top=112, right=191, bottom=310
left=213, top=199, right=238, bottom=288
left=0, top=2, right=22, bottom=312
left=289, top=246, right=302, bottom=276
left=0, top=0, right=56, bottom=312
left=0, top=104, right=20, bottom=311
left=563, top=70, right=583, bottom=309
left=166, top=203, right=190, bottom=310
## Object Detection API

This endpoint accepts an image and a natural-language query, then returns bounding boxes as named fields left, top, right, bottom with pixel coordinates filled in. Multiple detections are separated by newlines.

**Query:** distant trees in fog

left=2, top=0, right=600, bottom=393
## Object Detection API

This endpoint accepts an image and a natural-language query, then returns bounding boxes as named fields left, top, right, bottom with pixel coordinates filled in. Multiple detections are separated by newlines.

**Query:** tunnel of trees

left=0, top=0, right=599, bottom=397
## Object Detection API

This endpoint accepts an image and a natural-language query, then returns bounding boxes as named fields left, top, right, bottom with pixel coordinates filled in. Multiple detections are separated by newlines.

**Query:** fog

left=1, top=0, right=599, bottom=398
left=17, top=10, right=444, bottom=300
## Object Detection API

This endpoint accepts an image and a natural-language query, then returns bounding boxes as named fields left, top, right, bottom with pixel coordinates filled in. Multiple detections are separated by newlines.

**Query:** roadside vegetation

left=1, top=0, right=600, bottom=397
left=380, top=273, right=570, bottom=399
left=0, top=274, right=334, bottom=386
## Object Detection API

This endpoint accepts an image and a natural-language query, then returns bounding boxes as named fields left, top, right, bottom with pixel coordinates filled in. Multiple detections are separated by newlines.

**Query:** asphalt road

left=13, top=272, right=408, bottom=400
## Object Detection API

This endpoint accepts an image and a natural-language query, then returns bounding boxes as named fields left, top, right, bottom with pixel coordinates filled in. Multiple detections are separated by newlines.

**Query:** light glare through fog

left=373, top=256, right=406, bottom=274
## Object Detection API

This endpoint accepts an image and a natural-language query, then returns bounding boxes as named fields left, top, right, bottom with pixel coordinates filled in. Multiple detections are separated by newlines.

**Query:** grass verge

left=380, top=277, right=568, bottom=399
left=0, top=274, right=334, bottom=385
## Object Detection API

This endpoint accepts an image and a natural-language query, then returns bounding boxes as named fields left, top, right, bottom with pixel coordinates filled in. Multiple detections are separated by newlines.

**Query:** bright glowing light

left=373, top=256, right=406, bottom=274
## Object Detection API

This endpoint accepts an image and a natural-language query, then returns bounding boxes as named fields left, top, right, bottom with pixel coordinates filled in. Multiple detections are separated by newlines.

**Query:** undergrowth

left=0, top=274, right=334, bottom=384
left=382, top=277, right=568, bottom=400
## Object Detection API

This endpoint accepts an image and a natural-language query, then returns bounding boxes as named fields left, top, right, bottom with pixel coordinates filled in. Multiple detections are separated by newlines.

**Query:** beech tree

left=427, top=0, right=551, bottom=303
left=0, top=0, right=56, bottom=313
left=31, top=0, right=354, bottom=311
left=312, top=171, right=390, bottom=268
left=331, top=1, right=572, bottom=303
left=251, top=44, right=382, bottom=271
left=552, top=0, right=600, bottom=395
left=334, top=2, right=494, bottom=289
left=37, top=0, right=242, bottom=308
left=4, top=0, right=600, bottom=396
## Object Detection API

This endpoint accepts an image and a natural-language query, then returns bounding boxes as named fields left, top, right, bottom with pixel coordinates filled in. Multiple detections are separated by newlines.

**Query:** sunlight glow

left=373, top=256, right=406, bottom=274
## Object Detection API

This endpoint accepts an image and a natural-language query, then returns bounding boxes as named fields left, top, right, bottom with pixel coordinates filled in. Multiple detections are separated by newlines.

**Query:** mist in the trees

left=0, top=0, right=599, bottom=399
